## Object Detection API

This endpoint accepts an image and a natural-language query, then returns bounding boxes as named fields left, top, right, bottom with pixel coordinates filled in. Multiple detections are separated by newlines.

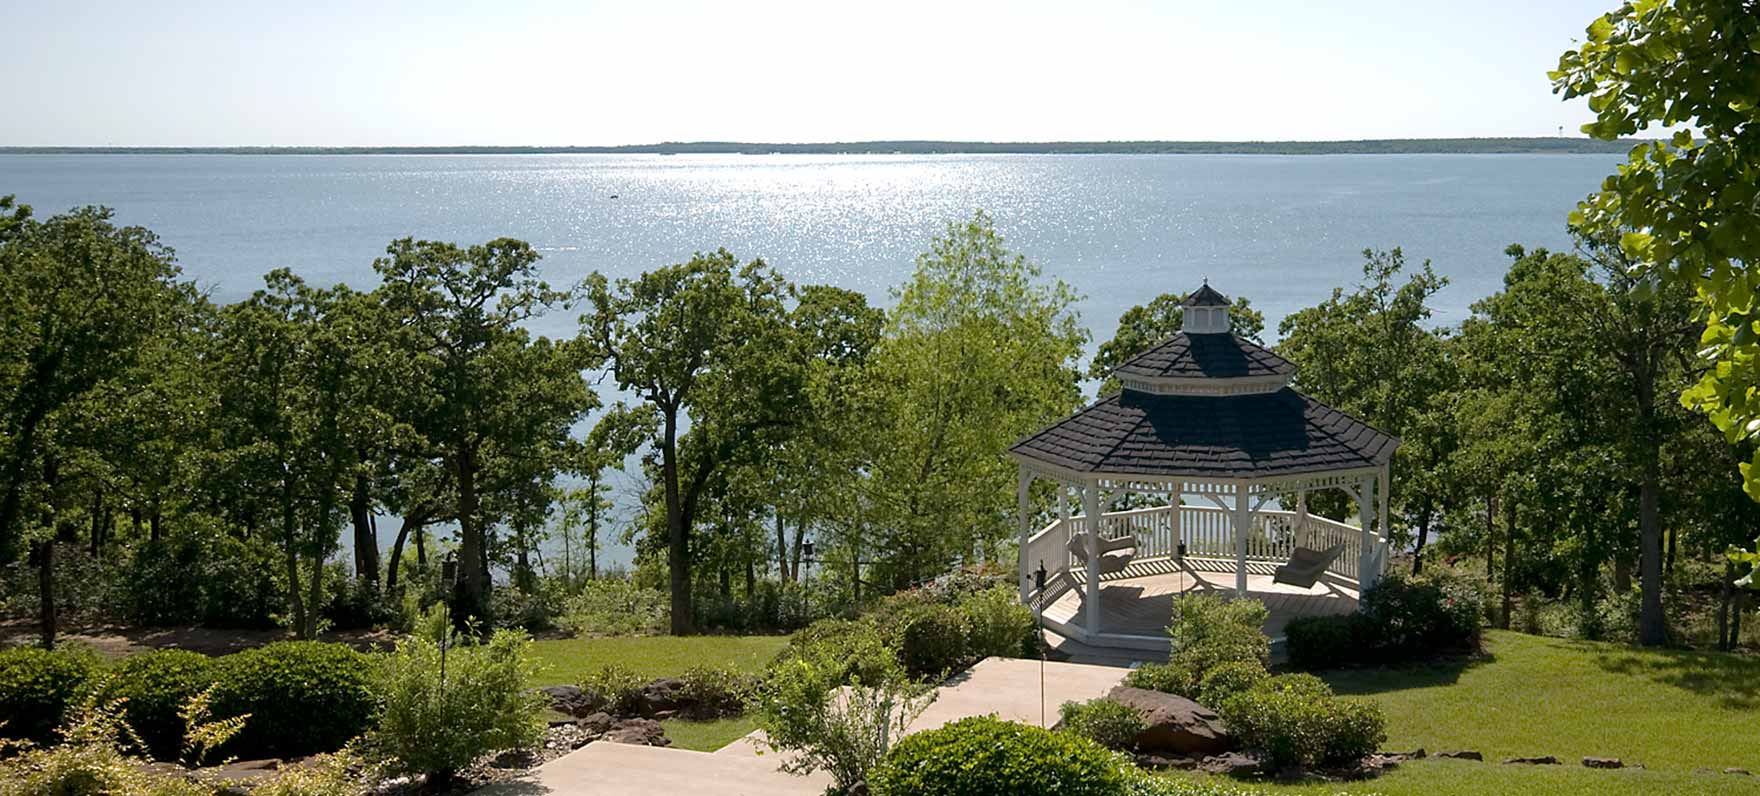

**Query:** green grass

left=661, top=715, right=759, bottom=752
left=529, top=634, right=790, bottom=687
left=1167, top=758, right=1760, bottom=796
left=1317, top=630, right=1760, bottom=772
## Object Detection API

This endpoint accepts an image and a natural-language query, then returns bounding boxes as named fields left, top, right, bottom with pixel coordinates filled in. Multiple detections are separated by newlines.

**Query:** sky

left=1, top=0, right=1620, bottom=147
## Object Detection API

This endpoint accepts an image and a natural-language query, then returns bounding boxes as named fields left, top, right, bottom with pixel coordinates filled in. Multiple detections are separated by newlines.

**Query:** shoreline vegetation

left=0, top=137, right=1649, bottom=156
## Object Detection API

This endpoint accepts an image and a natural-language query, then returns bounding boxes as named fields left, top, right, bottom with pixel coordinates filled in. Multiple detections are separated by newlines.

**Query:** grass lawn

left=529, top=634, right=790, bottom=687
left=1168, top=759, right=1760, bottom=796
left=661, top=715, right=759, bottom=752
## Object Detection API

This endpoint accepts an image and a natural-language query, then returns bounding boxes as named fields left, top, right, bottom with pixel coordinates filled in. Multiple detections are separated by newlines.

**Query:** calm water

left=0, top=153, right=1623, bottom=567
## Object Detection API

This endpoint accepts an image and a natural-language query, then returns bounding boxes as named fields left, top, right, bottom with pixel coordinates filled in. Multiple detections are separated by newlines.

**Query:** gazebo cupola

left=1008, top=284, right=1400, bottom=653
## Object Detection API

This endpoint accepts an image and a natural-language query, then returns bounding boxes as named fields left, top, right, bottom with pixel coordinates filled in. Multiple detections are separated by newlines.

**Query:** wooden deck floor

left=1042, top=559, right=1359, bottom=642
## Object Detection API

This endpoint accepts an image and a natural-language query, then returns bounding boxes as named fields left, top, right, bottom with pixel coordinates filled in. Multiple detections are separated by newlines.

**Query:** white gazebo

left=1011, top=284, right=1398, bottom=652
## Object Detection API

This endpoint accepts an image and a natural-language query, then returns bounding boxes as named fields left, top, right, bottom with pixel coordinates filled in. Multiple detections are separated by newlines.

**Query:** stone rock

left=1378, top=748, right=1425, bottom=761
left=1135, top=753, right=1200, bottom=771
left=638, top=678, right=690, bottom=715
left=1503, top=756, right=1561, bottom=765
left=1198, top=752, right=1263, bottom=776
left=539, top=685, right=597, bottom=717
left=1727, top=767, right=1753, bottom=776
left=577, top=712, right=615, bottom=736
left=1582, top=757, right=1624, bottom=769
left=604, top=717, right=671, bottom=747
left=1107, top=686, right=1232, bottom=756
left=1436, top=750, right=1483, bottom=761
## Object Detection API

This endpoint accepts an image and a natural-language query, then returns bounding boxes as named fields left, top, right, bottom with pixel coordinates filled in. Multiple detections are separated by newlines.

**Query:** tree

left=1552, top=1, right=1760, bottom=497
left=860, top=211, right=1087, bottom=587
left=579, top=251, right=797, bottom=634
left=0, top=198, right=186, bottom=563
left=377, top=238, right=594, bottom=628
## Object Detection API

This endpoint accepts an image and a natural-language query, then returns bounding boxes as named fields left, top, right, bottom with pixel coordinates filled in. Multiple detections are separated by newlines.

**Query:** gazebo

left=1010, top=284, right=1399, bottom=652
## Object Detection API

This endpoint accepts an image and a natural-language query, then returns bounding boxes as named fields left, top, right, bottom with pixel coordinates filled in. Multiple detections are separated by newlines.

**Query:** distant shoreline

left=0, top=137, right=1647, bottom=156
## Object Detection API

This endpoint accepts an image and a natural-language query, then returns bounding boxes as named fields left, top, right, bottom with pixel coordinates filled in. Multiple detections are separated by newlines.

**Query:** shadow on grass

left=1588, top=643, right=1760, bottom=710
left=1319, top=651, right=1496, bottom=697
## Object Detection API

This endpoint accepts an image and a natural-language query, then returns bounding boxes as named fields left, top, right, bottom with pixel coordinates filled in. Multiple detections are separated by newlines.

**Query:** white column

left=1295, top=489, right=1310, bottom=548
left=1057, top=485, right=1071, bottom=576
left=1376, top=465, right=1392, bottom=585
left=1017, top=468, right=1032, bottom=603
left=1083, top=481, right=1103, bottom=633
left=1234, top=485, right=1250, bottom=596
left=1357, top=474, right=1377, bottom=588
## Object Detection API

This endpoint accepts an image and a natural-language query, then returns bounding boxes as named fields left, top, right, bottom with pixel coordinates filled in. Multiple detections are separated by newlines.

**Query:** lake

left=0, top=152, right=1624, bottom=567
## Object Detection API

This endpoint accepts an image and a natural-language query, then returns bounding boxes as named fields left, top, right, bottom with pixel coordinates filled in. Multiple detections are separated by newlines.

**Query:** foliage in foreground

left=365, top=609, right=546, bottom=783
left=99, top=649, right=218, bottom=760
left=870, top=715, right=1129, bottom=796
left=0, top=644, right=101, bottom=744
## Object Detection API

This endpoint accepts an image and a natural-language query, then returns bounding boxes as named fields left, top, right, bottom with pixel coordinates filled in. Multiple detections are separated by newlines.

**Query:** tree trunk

left=415, top=526, right=428, bottom=567
left=451, top=445, right=489, bottom=631
left=515, top=523, right=535, bottom=592
left=775, top=511, right=790, bottom=582
left=1499, top=499, right=1515, bottom=631
left=661, top=411, right=694, bottom=635
left=1636, top=458, right=1666, bottom=646
left=349, top=472, right=380, bottom=586
left=36, top=541, right=55, bottom=650
left=0, top=392, right=52, bottom=565
left=385, top=511, right=428, bottom=596
left=1719, top=562, right=1735, bottom=651
left=90, top=488, right=105, bottom=555
left=1664, top=525, right=1677, bottom=576
left=149, top=505, right=162, bottom=542
left=1410, top=502, right=1433, bottom=575
left=1484, top=493, right=1496, bottom=582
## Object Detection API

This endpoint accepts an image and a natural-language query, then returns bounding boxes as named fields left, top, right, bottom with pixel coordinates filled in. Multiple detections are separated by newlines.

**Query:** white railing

left=1022, top=503, right=1385, bottom=596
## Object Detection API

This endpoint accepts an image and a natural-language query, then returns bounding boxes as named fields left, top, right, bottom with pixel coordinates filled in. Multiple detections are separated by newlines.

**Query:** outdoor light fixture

left=801, top=540, right=815, bottom=561
left=441, top=552, right=458, bottom=586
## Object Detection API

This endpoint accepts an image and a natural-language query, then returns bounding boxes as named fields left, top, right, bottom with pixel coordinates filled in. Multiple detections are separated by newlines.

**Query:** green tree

left=0, top=198, right=187, bottom=563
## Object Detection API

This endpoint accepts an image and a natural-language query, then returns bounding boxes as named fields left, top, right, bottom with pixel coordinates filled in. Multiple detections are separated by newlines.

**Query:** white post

left=1083, top=481, right=1102, bottom=633
left=1376, top=465, right=1392, bottom=583
left=1057, top=485, right=1071, bottom=576
left=1357, top=475, right=1377, bottom=589
left=1295, top=489, right=1309, bottom=548
left=1017, top=468, right=1032, bottom=603
left=1234, top=485, right=1250, bottom=596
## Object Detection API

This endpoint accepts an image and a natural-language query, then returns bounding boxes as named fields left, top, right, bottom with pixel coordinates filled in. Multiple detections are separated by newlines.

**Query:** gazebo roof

left=1010, top=388, right=1398, bottom=480
left=1113, top=332, right=1295, bottom=381
left=1183, top=283, right=1231, bottom=307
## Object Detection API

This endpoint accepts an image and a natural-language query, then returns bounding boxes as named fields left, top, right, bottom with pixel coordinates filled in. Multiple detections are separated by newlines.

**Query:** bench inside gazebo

left=1010, top=284, right=1399, bottom=654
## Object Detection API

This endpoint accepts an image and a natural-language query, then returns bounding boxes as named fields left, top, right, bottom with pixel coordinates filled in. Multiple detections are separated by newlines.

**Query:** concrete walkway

left=481, top=657, right=1130, bottom=795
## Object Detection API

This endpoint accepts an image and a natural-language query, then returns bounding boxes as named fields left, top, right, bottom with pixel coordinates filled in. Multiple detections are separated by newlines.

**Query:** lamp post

left=800, top=540, right=815, bottom=619
left=1034, top=560, right=1047, bottom=727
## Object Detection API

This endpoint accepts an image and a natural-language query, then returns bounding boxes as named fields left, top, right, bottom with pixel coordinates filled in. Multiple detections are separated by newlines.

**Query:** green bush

left=1215, top=676, right=1385, bottom=768
left=1122, top=662, right=1197, bottom=697
left=1195, top=659, right=1267, bottom=708
left=1058, top=697, right=1144, bottom=751
left=1360, top=571, right=1482, bottom=653
left=0, top=645, right=100, bottom=743
left=870, top=716, right=1129, bottom=796
left=894, top=604, right=970, bottom=678
left=0, top=693, right=211, bottom=796
left=212, top=641, right=376, bottom=758
left=579, top=663, right=647, bottom=716
left=678, top=664, right=750, bottom=718
left=1167, top=594, right=1268, bottom=679
left=98, top=649, right=217, bottom=759
left=366, top=625, right=546, bottom=782
left=777, top=617, right=899, bottom=686
left=959, top=586, right=1038, bottom=659
left=1283, top=614, right=1373, bottom=670
left=558, top=578, right=669, bottom=637
left=750, top=636, right=930, bottom=792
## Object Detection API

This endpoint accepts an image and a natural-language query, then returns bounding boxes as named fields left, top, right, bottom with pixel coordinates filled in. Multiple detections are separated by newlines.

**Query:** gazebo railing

left=1023, top=504, right=1379, bottom=598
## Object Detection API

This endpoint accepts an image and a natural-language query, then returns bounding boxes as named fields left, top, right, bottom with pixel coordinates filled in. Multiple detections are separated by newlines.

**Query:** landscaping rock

left=539, top=685, right=596, bottom=717
left=1436, top=750, right=1483, bottom=761
left=576, top=712, right=615, bottom=736
left=1582, top=757, right=1624, bottom=769
left=604, top=717, right=671, bottom=747
left=1503, top=755, right=1561, bottom=765
left=1198, top=752, right=1263, bottom=776
left=637, top=677, right=690, bottom=715
left=1134, top=753, right=1200, bottom=770
left=1727, top=767, right=1752, bottom=776
left=1378, top=749, right=1425, bottom=762
left=1107, top=686, right=1232, bottom=756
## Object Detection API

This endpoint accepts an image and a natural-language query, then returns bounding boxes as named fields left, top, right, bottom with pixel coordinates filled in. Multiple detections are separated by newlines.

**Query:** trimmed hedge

left=1195, top=659, right=1268, bottom=708
left=0, top=646, right=99, bottom=743
left=893, top=604, right=970, bottom=678
left=870, top=716, right=1129, bottom=796
left=99, top=649, right=217, bottom=759
left=1215, top=676, right=1385, bottom=768
left=212, top=641, right=376, bottom=758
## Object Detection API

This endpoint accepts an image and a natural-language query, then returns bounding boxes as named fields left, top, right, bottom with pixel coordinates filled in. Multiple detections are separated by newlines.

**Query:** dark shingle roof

left=1010, top=388, right=1399, bottom=479
left=1113, top=332, right=1296, bottom=380
left=1183, top=283, right=1231, bottom=307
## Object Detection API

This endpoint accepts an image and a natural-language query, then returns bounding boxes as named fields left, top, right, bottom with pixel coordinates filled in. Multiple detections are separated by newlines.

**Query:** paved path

left=481, top=657, right=1129, bottom=795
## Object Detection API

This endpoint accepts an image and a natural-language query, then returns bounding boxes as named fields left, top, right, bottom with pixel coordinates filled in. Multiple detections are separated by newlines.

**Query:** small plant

left=678, top=664, right=750, bottom=718
left=959, top=585, right=1038, bottom=659
left=1122, top=662, right=1197, bottom=697
left=1058, top=697, right=1145, bottom=751
left=1195, top=659, right=1268, bottom=707
left=869, top=716, right=1128, bottom=796
left=365, top=608, right=547, bottom=786
left=251, top=748, right=373, bottom=796
left=0, top=691, right=208, bottom=796
left=179, top=685, right=248, bottom=767
left=579, top=664, right=647, bottom=716
left=1167, top=593, right=1269, bottom=678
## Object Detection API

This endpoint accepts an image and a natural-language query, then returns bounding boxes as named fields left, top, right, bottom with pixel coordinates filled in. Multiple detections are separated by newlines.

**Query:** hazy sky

left=3, top=0, right=1618, bottom=146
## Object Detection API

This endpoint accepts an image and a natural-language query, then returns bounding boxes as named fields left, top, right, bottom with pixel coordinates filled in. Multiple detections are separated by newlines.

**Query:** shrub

left=0, top=645, right=100, bottom=743
left=0, top=693, right=210, bottom=796
left=678, top=664, right=750, bottom=718
left=894, top=604, right=970, bottom=678
left=1122, top=662, right=1197, bottom=697
left=558, top=578, right=669, bottom=637
left=870, top=716, right=1129, bottom=796
left=1283, top=614, right=1372, bottom=670
left=777, top=617, right=899, bottom=686
left=579, top=663, right=647, bottom=716
left=1058, top=697, right=1144, bottom=751
left=1195, top=659, right=1267, bottom=708
left=1167, top=594, right=1268, bottom=679
left=98, top=649, right=217, bottom=759
left=367, top=623, right=546, bottom=783
left=212, top=640, right=376, bottom=758
left=1216, top=677, right=1385, bottom=768
left=959, top=585, right=1038, bottom=660
left=750, top=645, right=933, bottom=792
left=1360, top=571, right=1482, bottom=653
left=249, top=750, right=372, bottom=796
